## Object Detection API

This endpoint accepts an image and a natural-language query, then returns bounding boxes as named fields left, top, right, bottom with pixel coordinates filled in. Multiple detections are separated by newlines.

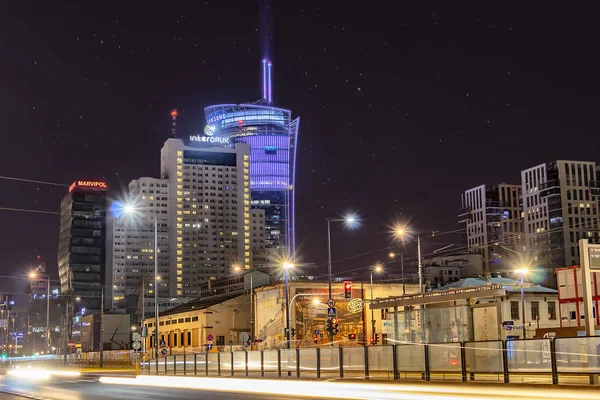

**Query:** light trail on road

left=100, top=375, right=600, bottom=400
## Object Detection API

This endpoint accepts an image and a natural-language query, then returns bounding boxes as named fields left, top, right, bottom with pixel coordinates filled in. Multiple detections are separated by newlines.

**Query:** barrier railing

left=145, top=337, right=600, bottom=385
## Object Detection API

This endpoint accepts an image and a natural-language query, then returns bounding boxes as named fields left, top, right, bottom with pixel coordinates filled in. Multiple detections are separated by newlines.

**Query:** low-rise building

left=79, top=313, right=132, bottom=352
left=439, top=277, right=560, bottom=340
left=143, top=279, right=415, bottom=352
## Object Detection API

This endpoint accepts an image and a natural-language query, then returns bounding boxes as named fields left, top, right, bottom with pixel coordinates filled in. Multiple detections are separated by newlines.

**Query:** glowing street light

left=370, top=263, right=383, bottom=344
left=283, top=261, right=295, bottom=349
left=120, top=202, right=160, bottom=368
left=28, top=272, right=50, bottom=353
left=515, top=267, right=529, bottom=338
left=312, top=298, right=320, bottom=305
left=325, top=214, right=360, bottom=308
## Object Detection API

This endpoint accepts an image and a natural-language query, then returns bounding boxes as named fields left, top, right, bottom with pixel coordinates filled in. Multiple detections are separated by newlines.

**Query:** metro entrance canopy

left=369, top=285, right=507, bottom=310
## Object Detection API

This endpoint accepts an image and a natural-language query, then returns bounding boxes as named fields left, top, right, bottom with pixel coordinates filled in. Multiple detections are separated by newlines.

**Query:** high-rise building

left=459, top=183, right=523, bottom=274
left=204, top=59, right=300, bottom=257
left=522, top=160, right=600, bottom=270
left=57, top=180, right=108, bottom=312
left=109, top=177, right=171, bottom=309
left=161, top=138, right=251, bottom=297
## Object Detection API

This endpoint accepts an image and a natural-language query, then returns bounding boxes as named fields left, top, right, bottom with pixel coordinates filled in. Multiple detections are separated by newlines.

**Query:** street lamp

left=29, top=272, right=50, bottom=353
left=515, top=267, right=529, bottom=338
left=233, top=264, right=255, bottom=348
left=121, top=203, right=160, bottom=368
left=283, top=262, right=294, bottom=349
left=388, top=251, right=405, bottom=295
left=370, top=263, right=383, bottom=344
left=326, top=214, right=359, bottom=303
left=394, top=226, right=423, bottom=293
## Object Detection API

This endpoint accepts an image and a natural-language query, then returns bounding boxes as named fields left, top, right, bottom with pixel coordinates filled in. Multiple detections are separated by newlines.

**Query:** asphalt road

left=0, top=375, right=315, bottom=400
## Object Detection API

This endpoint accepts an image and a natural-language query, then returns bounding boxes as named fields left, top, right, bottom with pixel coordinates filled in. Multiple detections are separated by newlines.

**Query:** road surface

left=0, top=375, right=307, bottom=400
left=2, top=372, right=599, bottom=400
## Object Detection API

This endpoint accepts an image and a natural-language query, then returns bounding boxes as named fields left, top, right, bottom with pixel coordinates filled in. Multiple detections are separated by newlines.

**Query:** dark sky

left=1, top=1, right=600, bottom=286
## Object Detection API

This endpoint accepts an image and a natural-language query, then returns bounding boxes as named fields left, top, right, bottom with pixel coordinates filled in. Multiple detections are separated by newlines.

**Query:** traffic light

left=325, top=318, right=332, bottom=332
left=313, top=336, right=318, bottom=344
left=142, top=326, right=148, bottom=338
left=374, top=333, right=380, bottom=344
left=331, top=318, right=339, bottom=335
left=344, top=281, right=352, bottom=299
left=370, top=337, right=375, bottom=344
left=290, top=328, right=296, bottom=337
left=348, top=333, right=356, bottom=340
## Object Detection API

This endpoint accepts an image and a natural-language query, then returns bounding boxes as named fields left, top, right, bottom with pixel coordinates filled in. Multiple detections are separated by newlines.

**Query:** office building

left=522, top=160, right=600, bottom=269
left=161, top=138, right=251, bottom=297
left=459, top=183, right=523, bottom=274
left=109, top=177, right=171, bottom=309
left=204, top=59, right=300, bottom=257
left=57, top=180, right=108, bottom=313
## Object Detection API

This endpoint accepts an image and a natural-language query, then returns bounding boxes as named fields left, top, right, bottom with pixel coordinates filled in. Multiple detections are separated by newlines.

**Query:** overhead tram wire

left=0, top=175, right=69, bottom=187
left=0, top=206, right=60, bottom=215
left=330, top=219, right=595, bottom=277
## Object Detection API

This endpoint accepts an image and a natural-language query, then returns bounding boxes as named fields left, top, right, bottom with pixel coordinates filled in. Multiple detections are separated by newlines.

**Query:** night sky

left=1, top=2, right=600, bottom=289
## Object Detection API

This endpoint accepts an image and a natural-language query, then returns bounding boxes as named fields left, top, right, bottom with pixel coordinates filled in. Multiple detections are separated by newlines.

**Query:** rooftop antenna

left=170, top=109, right=178, bottom=137
left=262, top=59, right=268, bottom=101
left=267, top=61, right=273, bottom=103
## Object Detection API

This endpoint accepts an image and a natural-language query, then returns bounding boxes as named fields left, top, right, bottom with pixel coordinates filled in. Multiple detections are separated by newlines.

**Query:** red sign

left=68, top=341, right=76, bottom=348
left=69, top=180, right=108, bottom=192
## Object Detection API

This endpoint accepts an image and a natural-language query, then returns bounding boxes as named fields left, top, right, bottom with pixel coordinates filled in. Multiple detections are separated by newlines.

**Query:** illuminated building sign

left=69, top=180, right=108, bottom=192
left=207, top=112, right=226, bottom=124
left=189, top=134, right=230, bottom=145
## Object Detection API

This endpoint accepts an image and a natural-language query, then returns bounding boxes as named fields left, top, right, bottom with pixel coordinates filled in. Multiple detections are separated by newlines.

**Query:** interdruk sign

left=189, top=135, right=230, bottom=145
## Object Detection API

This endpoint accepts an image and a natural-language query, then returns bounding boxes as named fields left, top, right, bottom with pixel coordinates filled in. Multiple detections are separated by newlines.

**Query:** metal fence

left=146, top=337, right=600, bottom=384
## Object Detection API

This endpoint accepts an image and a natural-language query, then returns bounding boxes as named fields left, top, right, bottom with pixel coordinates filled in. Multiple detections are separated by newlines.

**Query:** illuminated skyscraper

left=204, top=59, right=299, bottom=256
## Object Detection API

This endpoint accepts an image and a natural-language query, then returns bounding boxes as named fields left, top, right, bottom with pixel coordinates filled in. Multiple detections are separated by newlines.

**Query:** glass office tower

left=204, top=61, right=299, bottom=256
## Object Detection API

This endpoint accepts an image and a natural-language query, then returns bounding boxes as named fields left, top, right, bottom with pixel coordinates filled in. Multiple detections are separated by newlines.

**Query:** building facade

left=161, top=138, right=251, bottom=296
left=459, top=183, right=523, bottom=274
left=109, top=177, right=171, bottom=309
left=422, top=253, right=484, bottom=287
left=204, top=60, right=300, bottom=257
left=57, top=180, right=108, bottom=312
left=143, top=280, right=415, bottom=352
left=522, top=160, right=600, bottom=269
left=556, top=266, right=600, bottom=328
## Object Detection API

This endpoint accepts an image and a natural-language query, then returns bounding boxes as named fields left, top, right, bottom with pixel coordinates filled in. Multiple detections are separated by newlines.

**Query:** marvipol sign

left=69, top=180, right=108, bottom=192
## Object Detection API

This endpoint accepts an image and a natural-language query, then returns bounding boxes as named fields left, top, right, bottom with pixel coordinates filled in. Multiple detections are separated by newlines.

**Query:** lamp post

left=234, top=265, right=254, bottom=348
left=283, top=262, right=294, bottom=349
left=123, top=204, right=160, bottom=366
left=370, top=264, right=383, bottom=344
left=29, top=272, right=51, bottom=353
left=515, top=268, right=529, bottom=338
left=388, top=252, right=405, bottom=295
left=326, top=215, right=359, bottom=302
left=395, top=226, right=433, bottom=342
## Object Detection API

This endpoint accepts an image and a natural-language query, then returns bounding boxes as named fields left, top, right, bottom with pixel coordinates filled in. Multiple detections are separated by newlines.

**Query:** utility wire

left=0, top=175, right=68, bottom=187
left=0, top=206, right=60, bottom=215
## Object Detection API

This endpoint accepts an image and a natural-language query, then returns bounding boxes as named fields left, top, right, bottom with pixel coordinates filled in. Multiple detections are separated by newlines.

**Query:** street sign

left=327, top=299, right=335, bottom=308
left=161, top=348, right=167, bottom=355
left=327, top=307, right=336, bottom=317
left=132, top=341, right=141, bottom=350
left=207, top=344, right=213, bottom=350
left=590, top=247, right=600, bottom=270
left=501, top=321, right=514, bottom=326
left=67, top=341, right=76, bottom=348
left=159, top=340, right=166, bottom=348
left=313, top=329, right=319, bottom=336
left=207, top=334, right=214, bottom=341
left=132, top=332, right=141, bottom=342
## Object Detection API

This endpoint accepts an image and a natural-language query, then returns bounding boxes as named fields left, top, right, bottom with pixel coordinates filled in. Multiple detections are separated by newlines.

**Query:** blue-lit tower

left=204, top=59, right=299, bottom=257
